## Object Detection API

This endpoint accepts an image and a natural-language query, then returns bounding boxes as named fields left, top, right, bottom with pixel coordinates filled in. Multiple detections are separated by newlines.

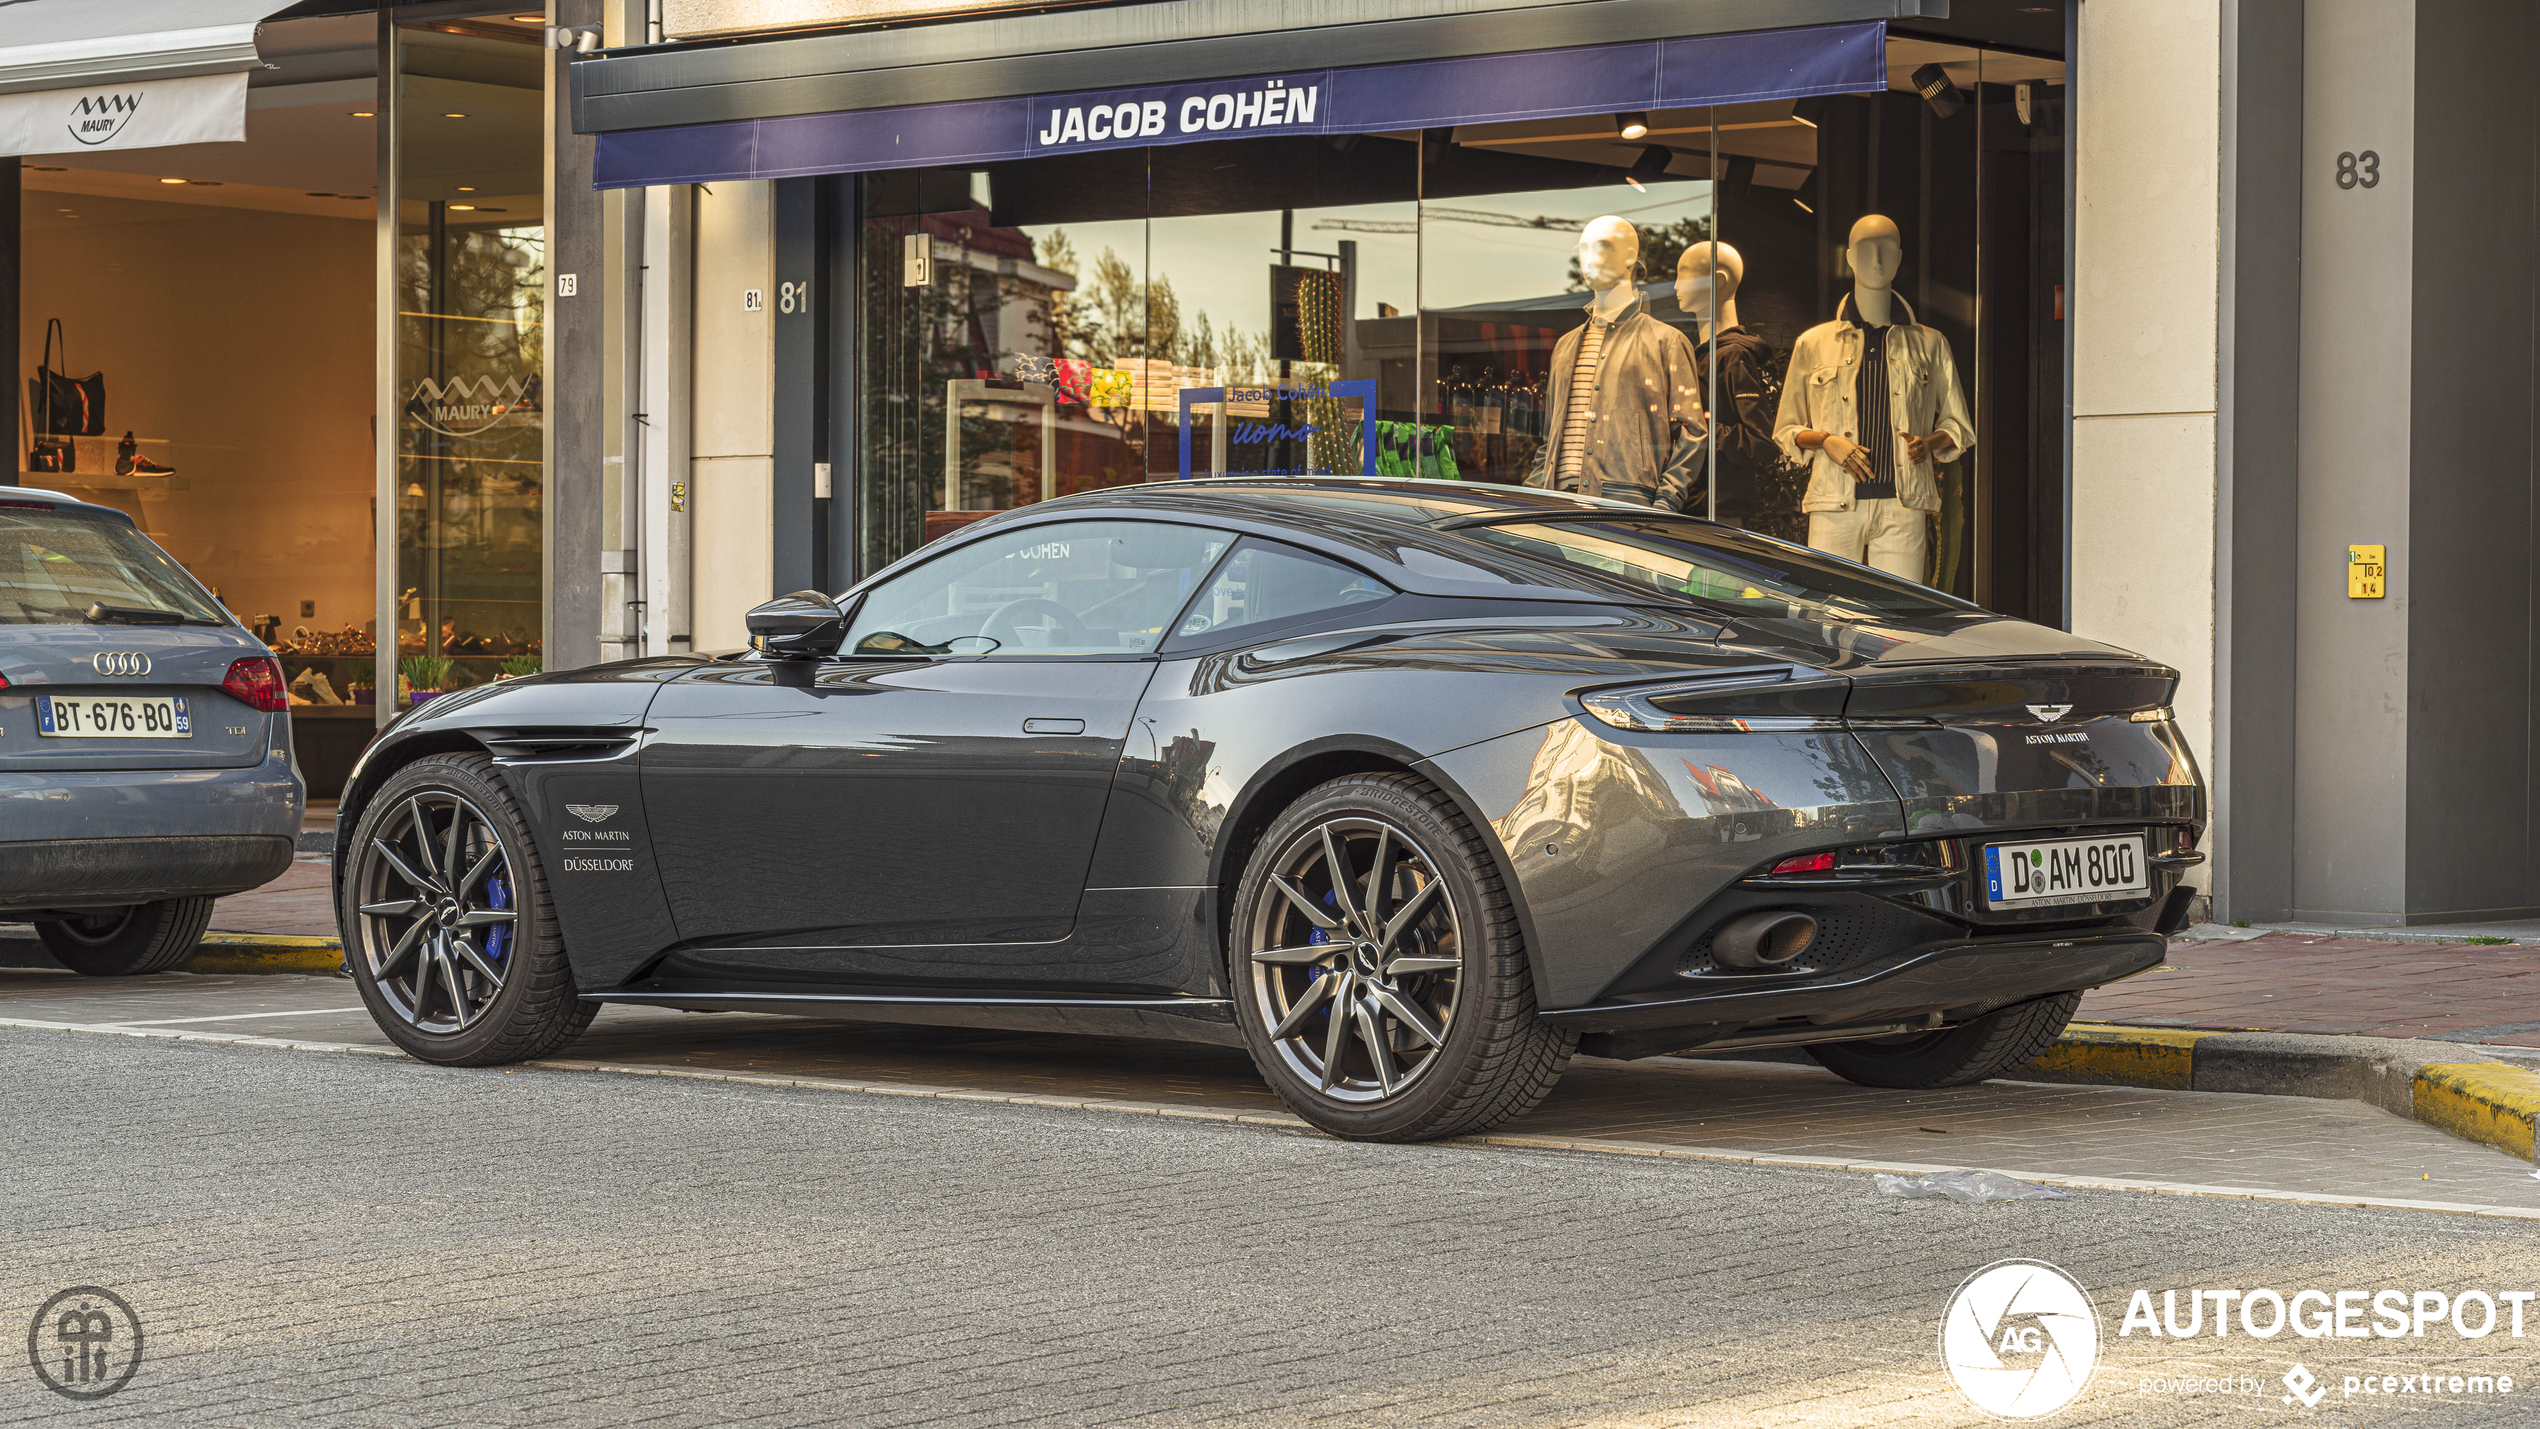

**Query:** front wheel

left=38, top=897, right=215, bottom=976
left=1229, top=772, right=1574, bottom=1142
left=1804, top=992, right=2082, bottom=1089
left=339, top=753, right=594, bottom=1065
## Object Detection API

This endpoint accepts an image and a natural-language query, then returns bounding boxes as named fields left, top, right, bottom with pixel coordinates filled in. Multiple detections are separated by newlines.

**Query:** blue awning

left=593, top=21, right=1884, bottom=190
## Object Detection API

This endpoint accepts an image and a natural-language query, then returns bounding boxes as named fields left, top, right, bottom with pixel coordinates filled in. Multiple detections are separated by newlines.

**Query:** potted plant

left=400, top=655, right=453, bottom=706
left=496, top=655, right=542, bottom=681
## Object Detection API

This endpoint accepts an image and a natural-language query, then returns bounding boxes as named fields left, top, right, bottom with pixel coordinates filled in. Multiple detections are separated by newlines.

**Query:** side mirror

left=746, top=591, right=847, bottom=659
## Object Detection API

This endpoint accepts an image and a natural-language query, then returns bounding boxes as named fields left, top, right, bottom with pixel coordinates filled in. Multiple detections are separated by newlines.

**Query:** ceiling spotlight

left=1623, top=145, right=1672, bottom=192
left=457, top=186, right=476, bottom=192
left=443, top=112, right=467, bottom=119
left=351, top=111, right=374, bottom=118
left=1909, top=63, right=1963, bottom=119
left=449, top=204, right=477, bottom=211
left=159, top=177, right=186, bottom=184
left=1616, top=111, right=1650, bottom=140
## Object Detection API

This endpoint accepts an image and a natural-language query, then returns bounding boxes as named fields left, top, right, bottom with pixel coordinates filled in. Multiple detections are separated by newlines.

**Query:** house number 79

left=2336, top=151, right=2379, bottom=189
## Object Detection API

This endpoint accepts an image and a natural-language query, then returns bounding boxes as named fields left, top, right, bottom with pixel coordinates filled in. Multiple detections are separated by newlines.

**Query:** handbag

left=29, top=318, right=106, bottom=438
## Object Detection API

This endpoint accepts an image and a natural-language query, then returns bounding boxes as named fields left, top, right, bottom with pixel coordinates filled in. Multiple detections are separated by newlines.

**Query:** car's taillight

left=1769, top=852, right=1838, bottom=875
left=222, top=656, right=289, bottom=712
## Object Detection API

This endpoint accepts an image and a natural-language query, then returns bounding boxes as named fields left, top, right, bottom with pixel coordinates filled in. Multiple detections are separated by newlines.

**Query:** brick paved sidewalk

left=2080, top=932, right=2540, bottom=1047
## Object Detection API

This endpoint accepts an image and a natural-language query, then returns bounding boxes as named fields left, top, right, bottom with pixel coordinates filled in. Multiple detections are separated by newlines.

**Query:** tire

left=1803, top=991, right=2082, bottom=1090
left=38, top=897, right=215, bottom=976
left=338, top=752, right=595, bottom=1065
left=1229, top=772, right=1575, bottom=1142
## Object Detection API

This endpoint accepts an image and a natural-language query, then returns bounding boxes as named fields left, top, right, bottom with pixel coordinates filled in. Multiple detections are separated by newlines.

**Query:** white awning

left=0, top=1, right=291, bottom=97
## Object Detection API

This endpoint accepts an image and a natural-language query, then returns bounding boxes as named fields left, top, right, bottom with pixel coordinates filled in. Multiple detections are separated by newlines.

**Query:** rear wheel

left=38, top=897, right=215, bottom=976
left=340, top=753, right=593, bottom=1065
left=1803, top=992, right=2081, bottom=1089
left=1230, top=772, right=1573, bottom=1142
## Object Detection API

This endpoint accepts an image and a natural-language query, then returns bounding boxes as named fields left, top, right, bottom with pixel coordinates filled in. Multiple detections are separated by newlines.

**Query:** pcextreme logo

left=1941, top=1260, right=2101, bottom=1419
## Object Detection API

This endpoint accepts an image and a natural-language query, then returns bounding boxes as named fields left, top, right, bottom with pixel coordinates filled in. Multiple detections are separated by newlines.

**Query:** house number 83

left=2336, top=150, right=2379, bottom=189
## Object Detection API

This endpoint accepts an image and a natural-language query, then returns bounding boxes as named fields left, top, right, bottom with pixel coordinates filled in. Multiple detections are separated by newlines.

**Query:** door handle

left=1022, top=717, right=1085, bottom=735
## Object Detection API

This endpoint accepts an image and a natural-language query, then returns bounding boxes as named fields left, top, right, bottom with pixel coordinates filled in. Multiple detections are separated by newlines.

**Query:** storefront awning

left=0, top=0, right=295, bottom=155
left=592, top=21, right=1887, bottom=189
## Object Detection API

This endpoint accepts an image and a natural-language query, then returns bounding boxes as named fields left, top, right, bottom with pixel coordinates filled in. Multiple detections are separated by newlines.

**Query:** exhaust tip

left=1712, top=910, right=1818, bottom=969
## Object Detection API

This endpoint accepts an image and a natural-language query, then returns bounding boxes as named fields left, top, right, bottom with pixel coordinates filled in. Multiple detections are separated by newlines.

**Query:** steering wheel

left=979, top=597, right=1090, bottom=650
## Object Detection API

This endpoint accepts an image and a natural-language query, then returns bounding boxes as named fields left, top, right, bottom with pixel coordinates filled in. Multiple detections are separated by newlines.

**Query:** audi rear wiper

left=83, top=601, right=188, bottom=626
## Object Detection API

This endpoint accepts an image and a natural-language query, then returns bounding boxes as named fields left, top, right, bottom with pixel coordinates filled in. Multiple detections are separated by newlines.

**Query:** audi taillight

left=222, top=656, right=289, bottom=712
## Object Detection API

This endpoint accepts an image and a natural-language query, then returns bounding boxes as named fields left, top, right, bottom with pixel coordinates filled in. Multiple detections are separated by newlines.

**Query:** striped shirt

left=1850, top=315, right=1898, bottom=500
left=1554, top=315, right=1614, bottom=488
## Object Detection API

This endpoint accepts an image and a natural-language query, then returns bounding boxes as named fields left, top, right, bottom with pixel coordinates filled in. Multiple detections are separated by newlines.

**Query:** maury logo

left=1941, top=1260, right=2101, bottom=1419
left=566, top=804, right=618, bottom=824
left=407, top=373, right=541, bottom=438
left=67, top=92, right=144, bottom=146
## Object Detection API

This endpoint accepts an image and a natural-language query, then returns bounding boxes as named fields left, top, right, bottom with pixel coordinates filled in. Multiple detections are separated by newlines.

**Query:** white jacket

left=1770, top=295, right=1974, bottom=514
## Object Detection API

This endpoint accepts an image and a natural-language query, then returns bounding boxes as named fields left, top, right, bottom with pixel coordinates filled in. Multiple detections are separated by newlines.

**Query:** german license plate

left=36, top=694, right=191, bottom=739
left=1983, top=833, right=2146, bottom=909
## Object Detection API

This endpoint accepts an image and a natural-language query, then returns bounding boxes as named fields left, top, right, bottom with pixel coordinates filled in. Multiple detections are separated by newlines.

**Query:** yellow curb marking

left=2019, top=1022, right=2228, bottom=1091
left=2415, top=1062, right=2540, bottom=1163
left=182, top=932, right=344, bottom=976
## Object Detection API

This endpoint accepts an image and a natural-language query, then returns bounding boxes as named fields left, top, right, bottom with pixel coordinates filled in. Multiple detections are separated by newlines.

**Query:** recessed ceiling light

left=443, top=112, right=467, bottom=119
left=351, top=111, right=374, bottom=118
left=457, top=186, right=476, bottom=192
left=449, top=204, right=477, bottom=211
left=159, top=177, right=187, bottom=184
left=511, top=13, right=542, bottom=21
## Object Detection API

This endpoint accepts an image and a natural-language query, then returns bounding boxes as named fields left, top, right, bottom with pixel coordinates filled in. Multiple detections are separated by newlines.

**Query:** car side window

left=1167, top=539, right=1397, bottom=648
left=841, top=519, right=1231, bottom=657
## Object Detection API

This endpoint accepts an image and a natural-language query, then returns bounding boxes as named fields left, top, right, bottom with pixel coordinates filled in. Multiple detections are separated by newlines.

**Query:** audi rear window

left=0, top=506, right=228, bottom=626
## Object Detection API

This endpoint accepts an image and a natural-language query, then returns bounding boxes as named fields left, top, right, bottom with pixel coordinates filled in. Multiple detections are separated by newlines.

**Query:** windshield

left=1460, top=518, right=1973, bottom=620
left=0, top=506, right=229, bottom=625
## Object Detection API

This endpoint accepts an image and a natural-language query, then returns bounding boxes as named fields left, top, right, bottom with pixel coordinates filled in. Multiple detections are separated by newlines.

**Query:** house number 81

left=779, top=281, right=807, bottom=313
left=2336, top=151, right=2379, bottom=189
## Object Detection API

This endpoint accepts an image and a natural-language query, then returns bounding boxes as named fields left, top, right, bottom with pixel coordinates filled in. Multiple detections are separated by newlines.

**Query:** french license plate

left=36, top=694, right=191, bottom=739
left=1984, top=833, right=2147, bottom=909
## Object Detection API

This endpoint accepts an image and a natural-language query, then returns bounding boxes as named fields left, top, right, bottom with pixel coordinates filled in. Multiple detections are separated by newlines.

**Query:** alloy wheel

left=1245, top=815, right=1463, bottom=1103
left=354, top=791, right=519, bottom=1035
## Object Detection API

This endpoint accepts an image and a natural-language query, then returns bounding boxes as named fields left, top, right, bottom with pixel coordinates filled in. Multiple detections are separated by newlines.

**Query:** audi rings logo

left=1942, top=1260, right=2102, bottom=1419
left=91, top=652, right=152, bottom=677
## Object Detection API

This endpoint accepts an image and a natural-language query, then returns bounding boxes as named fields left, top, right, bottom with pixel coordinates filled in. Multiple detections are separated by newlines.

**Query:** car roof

left=0, top=484, right=140, bottom=526
left=935, top=479, right=1683, bottom=606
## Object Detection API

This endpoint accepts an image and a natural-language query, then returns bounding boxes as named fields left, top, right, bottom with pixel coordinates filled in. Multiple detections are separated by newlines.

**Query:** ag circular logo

left=1940, top=1260, right=2099, bottom=1419
left=26, top=1286, right=143, bottom=1400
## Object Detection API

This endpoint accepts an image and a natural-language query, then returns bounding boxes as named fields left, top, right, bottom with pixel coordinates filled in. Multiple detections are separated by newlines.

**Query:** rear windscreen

left=1460, top=518, right=1975, bottom=620
left=0, top=507, right=228, bottom=626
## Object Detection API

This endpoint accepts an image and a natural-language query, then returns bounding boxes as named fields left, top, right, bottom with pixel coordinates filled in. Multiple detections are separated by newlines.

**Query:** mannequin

left=1579, top=215, right=1641, bottom=322
left=1675, top=239, right=1741, bottom=343
left=1521, top=217, right=1708, bottom=510
left=1769, top=214, right=1974, bottom=581
left=1675, top=241, right=1775, bottom=526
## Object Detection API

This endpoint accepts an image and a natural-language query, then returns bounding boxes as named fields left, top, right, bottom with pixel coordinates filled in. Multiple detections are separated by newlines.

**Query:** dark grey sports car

left=334, top=481, right=2204, bottom=1141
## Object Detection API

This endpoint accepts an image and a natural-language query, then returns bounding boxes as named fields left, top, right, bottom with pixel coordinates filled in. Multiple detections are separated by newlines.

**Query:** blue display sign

left=1178, top=381, right=1378, bottom=480
left=594, top=22, right=1887, bottom=188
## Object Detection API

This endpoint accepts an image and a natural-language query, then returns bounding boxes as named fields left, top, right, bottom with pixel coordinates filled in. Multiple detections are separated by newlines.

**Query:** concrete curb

left=2023, top=1023, right=2540, bottom=1164
left=0, top=931, right=344, bottom=976
left=183, top=934, right=345, bottom=976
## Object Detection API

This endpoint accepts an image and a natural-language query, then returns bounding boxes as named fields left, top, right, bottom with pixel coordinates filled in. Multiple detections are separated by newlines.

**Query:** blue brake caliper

left=485, top=865, right=513, bottom=966
left=1305, top=889, right=1337, bottom=981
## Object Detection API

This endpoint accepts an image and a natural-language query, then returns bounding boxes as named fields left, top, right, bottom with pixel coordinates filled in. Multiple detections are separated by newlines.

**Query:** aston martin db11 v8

left=334, top=480, right=2204, bottom=1141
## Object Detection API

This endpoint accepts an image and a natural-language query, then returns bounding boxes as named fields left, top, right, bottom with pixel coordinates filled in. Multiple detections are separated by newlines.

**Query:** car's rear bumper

left=0, top=835, right=296, bottom=912
left=0, top=758, right=303, bottom=912
left=1541, top=928, right=2167, bottom=1058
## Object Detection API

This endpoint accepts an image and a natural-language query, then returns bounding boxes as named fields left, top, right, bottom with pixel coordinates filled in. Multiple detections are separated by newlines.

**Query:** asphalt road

left=5, top=1024, right=2539, bottom=1427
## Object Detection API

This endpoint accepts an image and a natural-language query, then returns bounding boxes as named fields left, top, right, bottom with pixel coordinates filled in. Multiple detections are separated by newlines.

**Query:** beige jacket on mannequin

left=1769, top=295, right=1974, bottom=514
